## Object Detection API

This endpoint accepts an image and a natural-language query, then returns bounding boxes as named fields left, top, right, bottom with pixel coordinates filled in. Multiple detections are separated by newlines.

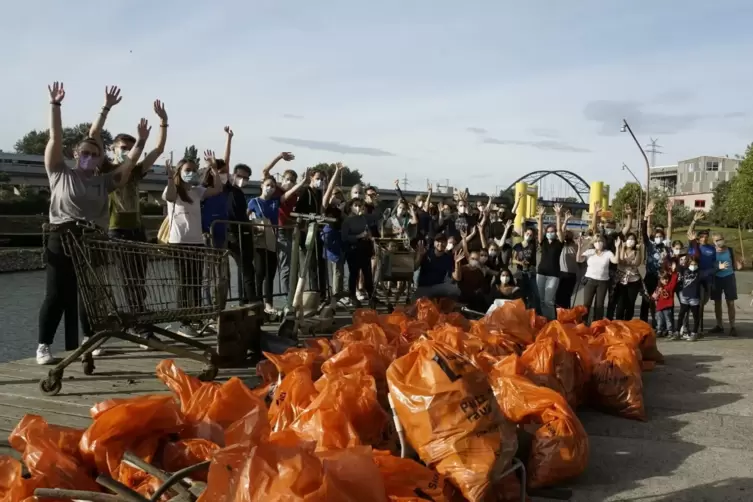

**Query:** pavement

left=545, top=286, right=753, bottom=501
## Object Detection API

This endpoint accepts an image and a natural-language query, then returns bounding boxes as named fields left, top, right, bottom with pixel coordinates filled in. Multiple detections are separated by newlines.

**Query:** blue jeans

left=656, top=307, right=675, bottom=334
left=536, top=274, right=560, bottom=320
left=518, top=270, right=540, bottom=312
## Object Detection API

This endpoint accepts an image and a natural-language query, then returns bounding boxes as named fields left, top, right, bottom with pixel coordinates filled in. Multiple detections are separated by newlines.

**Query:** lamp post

left=620, top=119, right=651, bottom=210
left=622, top=163, right=643, bottom=224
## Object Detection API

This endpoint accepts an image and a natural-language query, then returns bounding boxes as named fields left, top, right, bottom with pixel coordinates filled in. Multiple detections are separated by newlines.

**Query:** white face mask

left=501, top=275, right=511, bottom=284
left=488, top=250, right=497, bottom=257
left=673, top=248, right=682, bottom=255
left=594, top=241, right=604, bottom=251
left=282, top=179, right=294, bottom=190
left=446, top=243, right=455, bottom=251
left=219, top=173, right=229, bottom=185
left=263, top=186, right=275, bottom=197
left=524, top=234, right=532, bottom=242
left=312, top=178, right=324, bottom=189
left=626, top=239, right=636, bottom=248
left=235, top=177, right=247, bottom=188
left=654, top=237, right=663, bottom=245
left=352, top=192, right=363, bottom=199
left=688, top=265, right=698, bottom=272
left=468, top=259, right=479, bottom=268
left=716, top=239, right=725, bottom=247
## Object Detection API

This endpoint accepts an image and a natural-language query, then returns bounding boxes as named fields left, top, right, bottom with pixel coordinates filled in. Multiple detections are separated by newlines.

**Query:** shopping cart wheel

left=82, top=356, right=95, bottom=376
left=39, top=375, right=62, bottom=396
left=198, top=365, right=218, bottom=382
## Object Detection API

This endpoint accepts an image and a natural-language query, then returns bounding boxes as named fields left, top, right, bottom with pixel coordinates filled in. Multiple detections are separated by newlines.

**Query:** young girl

left=652, top=270, right=679, bottom=338
left=489, top=269, right=524, bottom=301
left=674, top=256, right=701, bottom=341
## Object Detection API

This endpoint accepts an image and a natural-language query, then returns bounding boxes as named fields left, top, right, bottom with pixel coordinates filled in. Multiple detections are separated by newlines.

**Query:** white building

left=649, top=155, right=740, bottom=210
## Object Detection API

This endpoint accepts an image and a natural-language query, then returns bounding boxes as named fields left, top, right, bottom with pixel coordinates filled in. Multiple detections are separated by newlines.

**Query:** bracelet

left=102, top=106, right=111, bottom=112
left=50, top=102, right=61, bottom=106
left=160, top=124, right=169, bottom=128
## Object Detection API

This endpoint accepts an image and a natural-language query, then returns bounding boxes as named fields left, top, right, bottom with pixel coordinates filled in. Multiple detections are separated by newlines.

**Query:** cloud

left=723, top=111, right=747, bottom=118
left=466, top=127, right=488, bottom=135
left=649, top=89, right=695, bottom=105
left=529, top=127, right=559, bottom=138
left=583, top=100, right=705, bottom=135
left=283, top=113, right=305, bottom=119
left=482, top=137, right=591, bottom=153
left=269, top=137, right=396, bottom=156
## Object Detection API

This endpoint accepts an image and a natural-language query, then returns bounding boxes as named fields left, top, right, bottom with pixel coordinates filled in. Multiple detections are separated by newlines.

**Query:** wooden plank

left=0, top=405, right=91, bottom=430
left=0, top=392, right=92, bottom=418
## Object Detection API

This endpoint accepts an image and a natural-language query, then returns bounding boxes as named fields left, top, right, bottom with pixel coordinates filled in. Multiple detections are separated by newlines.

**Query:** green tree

left=496, top=188, right=515, bottom=208
left=14, top=123, right=113, bottom=158
left=310, top=162, right=363, bottom=187
left=726, top=142, right=753, bottom=228
left=611, top=182, right=645, bottom=220
left=183, top=145, right=199, bottom=163
left=707, top=180, right=734, bottom=226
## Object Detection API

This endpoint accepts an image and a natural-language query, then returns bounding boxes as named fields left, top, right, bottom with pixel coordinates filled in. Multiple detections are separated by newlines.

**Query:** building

left=649, top=155, right=740, bottom=210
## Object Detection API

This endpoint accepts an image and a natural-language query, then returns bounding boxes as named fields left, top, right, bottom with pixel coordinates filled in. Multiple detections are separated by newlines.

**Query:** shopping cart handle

left=290, top=212, right=337, bottom=224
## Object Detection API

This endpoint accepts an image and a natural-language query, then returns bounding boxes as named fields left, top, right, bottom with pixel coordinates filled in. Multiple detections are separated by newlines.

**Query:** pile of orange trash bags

left=0, top=298, right=662, bottom=501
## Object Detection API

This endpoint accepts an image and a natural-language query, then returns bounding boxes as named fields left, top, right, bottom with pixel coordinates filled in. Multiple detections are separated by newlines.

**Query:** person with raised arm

left=294, top=167, right=329, bottom=297
left=613, top=228, right=643, bottom=320
left=686, top=210, right=716, bottom=330
left=640, top=200, right=669, bottom=325
left=512, top=223, right=539, bottom=311
left=37, top=83, right=145, bottom=365
left=577, top=233, right=620, bottom=323
left=555, top=210, right=578, bottom=309
left=536, top=204, right=564, bottom=320
left=200, top=126, right=235, bottom=250
left=162, top=150, right=223, bottom=338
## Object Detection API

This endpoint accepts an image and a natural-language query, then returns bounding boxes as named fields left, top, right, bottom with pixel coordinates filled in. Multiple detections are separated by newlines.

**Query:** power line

left=401, top=173, right=410, bottom=191
left=645, top=138, right=663, bottom=167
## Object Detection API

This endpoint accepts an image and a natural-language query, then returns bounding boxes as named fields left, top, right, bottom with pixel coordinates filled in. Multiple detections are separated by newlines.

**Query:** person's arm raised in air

left=283, top=169, right=309, bottom=202
left=562, top=210, right=572, bottom=235
left=44, top=82, right=66, bottom=172
left=666, top=199, right=674, bottom=241
left=409, top=204, right=419, bottom=225
left=511, top=192, right=523, bottom=215
left=554, top=203, right=564, bottom=241
left=611, top=236, right=622, bottom=264
left=414, top=241, right=427, bottom=270
left=222, top=126, right=233, bottom=167
left=501, top=219, right=514, bottom=244
left=622, top=204, right=633, bottom=235
left=322, top=163, right=343, bottom=207
left=536, top=206, right=545, bottom=243
left=478, top=223, right=488, bottom=249
left=202, top=150, right=223, bottom=198
left=576, top=236, right=587, bottom=263
left=461, top=226, right=477, bottom=245
left=590, top=201, right=602, bottom=234
left=688, top=210, right=704, bottom=241
left=424, top=183, right=433, bottom=210
left=109, top=119, right=150, bottom=188
left=634, top=241, right=644, bottom=267
left=643, top=200, right=654, bottom=245
left=89, top=86, right=123, bottom=157
left=139, top=100, right=168, bottom=173
left=162, top=158, right=177, bottom=203
left=260, top=151, right=294, bottom=179
left=452, top=250, right=465, bottom=282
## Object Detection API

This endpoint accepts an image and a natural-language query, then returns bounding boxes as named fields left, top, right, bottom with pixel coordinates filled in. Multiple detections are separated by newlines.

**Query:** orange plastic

left=481, top=299, right=537, bottom=346
left=9, top=414, right=83, bottom=462
left=161, top=439, right=219, bottom=481
left=489, top=371, right=589, bottom=488
left=595, top=319, right=664, bottom=364
left=265, top=347, right=323, bottom=379
left=353, top=308, right=381, bottom=326
left=589, top=341, right=646, bottom=421
left=225, top=406, right=271, bottom=446
left=387, top=340, right=518, bottom=502
left=320, top=342, right=391, bottom=407
left=413, top=298, right=441, bottom=327
left=556, top=305, right=588, bottom=324
left=372, top=450, right=457, bottom=501
left=255, top=359, right=279, bottom=384
left=268, top=366, right=319, bottom=432
left=438, top=311, right=471, bottom=331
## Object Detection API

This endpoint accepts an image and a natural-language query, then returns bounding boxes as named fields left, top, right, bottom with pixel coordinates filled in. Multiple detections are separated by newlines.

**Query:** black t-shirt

left=490, top=221, right=506, bottom=239
left=538, top=238, right=563, bottom=277
left=294, top=187, right=323, bottom=215
left=512, top=241, right=537, bottom=272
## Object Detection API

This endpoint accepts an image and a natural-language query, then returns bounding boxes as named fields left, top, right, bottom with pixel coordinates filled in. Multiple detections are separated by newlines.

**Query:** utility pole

left=401, top=174, right=410, bottom=191
left=645, top=138, right=663, bottom=167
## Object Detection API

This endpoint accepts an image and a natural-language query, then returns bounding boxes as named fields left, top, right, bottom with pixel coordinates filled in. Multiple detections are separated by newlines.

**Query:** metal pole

left=622, top=163, right=644, bottom=225
left=622, top=119, right=651, bottom=211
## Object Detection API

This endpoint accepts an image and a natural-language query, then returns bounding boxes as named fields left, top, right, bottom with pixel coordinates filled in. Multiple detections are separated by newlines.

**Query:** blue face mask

left=116, top=150, right=130, bottom=163
left=181, top=171, right=200, bottom=186
left=546, top=232, right=556, bottom=240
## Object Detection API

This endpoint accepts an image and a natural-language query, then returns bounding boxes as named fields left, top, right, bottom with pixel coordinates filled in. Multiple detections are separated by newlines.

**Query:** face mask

left=397, top=208, right=406, bottom=216
left=468, top=259, right=479, bottom=268
left=594, top=242, right=604, bottom=251
left=263, top=186, right=275, bottom=197
left=524, top=234, right=532, bottom=242
left=115, top=150, right=128, bottom=163
left=673, top=248, right=682, bottom=255
left=219, top=174, right=229, bottom=185
left=281, top=180, right=294, bottom=190
left=181, top=171, right=200, bottom=186
left=626, top=239, right=636, bottom=248
left=654, top=237, right=663, bottom=245
left=488, top=250, right=497, bottom=257
left=77, top=156, right=97, bottom=172
left=689, top=265, right=698, bottom=272
left=353, top=206, right=364, bottom=215
left=605, top=228, right=615, bottom=235
left=312, top=179, right=323, bottom=189
left=352, top=192, right=363, bottom=199
left=235, top=177, right=247, bottom=188
left=546, top=232, right=556, bottom=240
left=716, top=240, right=725, bottom=247
left=505, top=239, right=513, bottom=246
left=501, top=275, right=511, bottom=284
left=446, top=243, right=455, bottom=251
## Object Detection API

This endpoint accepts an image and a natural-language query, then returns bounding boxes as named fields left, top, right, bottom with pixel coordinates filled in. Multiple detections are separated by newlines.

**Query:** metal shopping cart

left=374, top=237, right=416, bottom=311
left=38, top=226, right=229, bottom=396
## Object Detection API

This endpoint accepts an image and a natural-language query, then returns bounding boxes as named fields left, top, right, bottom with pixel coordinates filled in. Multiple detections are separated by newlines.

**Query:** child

left=674, top=256, right=701, bottom=341
left=652, top=270, right=678, bottom=338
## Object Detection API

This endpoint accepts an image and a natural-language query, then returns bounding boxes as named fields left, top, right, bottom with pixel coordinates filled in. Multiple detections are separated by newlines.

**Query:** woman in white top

left=162, top=151, right=222, bottom=336
left=577, top=234, right=619, bottom=323
left=613, top=232, right=643, bottom=320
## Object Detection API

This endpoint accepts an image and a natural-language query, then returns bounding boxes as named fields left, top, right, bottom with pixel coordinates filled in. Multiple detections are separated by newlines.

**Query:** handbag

left=157, top=202, right=176, bottom=244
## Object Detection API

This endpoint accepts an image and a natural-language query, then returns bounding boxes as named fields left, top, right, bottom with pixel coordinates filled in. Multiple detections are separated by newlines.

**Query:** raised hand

left=203, top=150, right=217, bottom=168
left=394, top=179, right=400, bottom=188
left=459, top=227, right=468, bottom=238
left=427, top=182, right=433, bottom=192
left=564, top=210, right=573, bottom=221
left=164, top=157, right=173, bottom=178
left=693, top=210, right=705, bottom=222
left=624, top=204, right=633, bottom=216
left=645, top=200, right=655, bottom=217
left=455, top=250, right=466, bottom=263
left=153, top=100, right=168, bottom=122
left=416, top=240, right=426, bottom=256
left=505, top=219, right=513, bottom=230
left=615, top=235, right=623, bottom=248
left=689, top=230, right=697, bottom=241
left=281, top=152, right=295, bottom=161
left=136, top=118, right=151, bottom=141
left=300, top=168, right=310, bottom=183
left=537, top=206, right=545, bottom=217
left=104, top=86, right=122, bottom=108
left=667, top=199, right=675, bottom=211
left=553, top=203, right=563, bottom=214
left=335, top=162, right=344, bottom=172
left=224, top=126, right=234, bottom=138
left=48, top=82, right=65, bottom=104
left=594, top=201, right=602, bottom=215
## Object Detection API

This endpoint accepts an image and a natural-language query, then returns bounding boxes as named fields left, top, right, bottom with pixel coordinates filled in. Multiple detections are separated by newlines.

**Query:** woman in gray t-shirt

left=37, top=82, right=146, bottom=365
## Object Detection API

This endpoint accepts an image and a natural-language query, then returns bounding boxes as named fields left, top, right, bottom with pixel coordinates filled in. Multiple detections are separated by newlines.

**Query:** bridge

left=0, top=152, right=488, bottom=205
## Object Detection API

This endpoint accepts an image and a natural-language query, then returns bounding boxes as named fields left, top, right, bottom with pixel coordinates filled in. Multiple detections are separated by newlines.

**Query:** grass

left=674, top=226, right=753, bottom=268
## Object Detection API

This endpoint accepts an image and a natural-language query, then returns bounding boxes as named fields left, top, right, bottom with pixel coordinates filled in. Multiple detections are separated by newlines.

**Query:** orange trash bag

left=556, top=305, right=588, bottom=324
left=520, top=336, right=586, bottom=409
left=387, top=340, right=518, bottom=502
left=320, top=342, right=392, bottom=407
left=9, top=414, right=84, bottom=462
left=334, top=322, right=392, bottom=350
left=412, top=298, right=442, bottom=327
left=372, top=450, right=458, bottom=502
left=265, top=347, right=324, bottom=379
left=290, top=373, right=391, bottom=451
left=589, top=341, right=646, bottom=421
left=256, top=359, right=279, bottom=384
left=482, top=299, right=537, bottom=346
left=161, top=439, right=220, bottom=481
left=198, top=439, right=387, bottom=502
left=353, top=308, right=381, bottom=326
left=269, top=366, right=319, bottom=432
left=489, top=369, right=589, bottom=488
left=597, top=319, right=664, bottom=364
left=225, top=406, right=271, bottom=446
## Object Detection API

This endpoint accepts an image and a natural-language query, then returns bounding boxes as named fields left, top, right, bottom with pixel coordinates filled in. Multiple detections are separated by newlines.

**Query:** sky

left=2, top=0, right=753, bottom=198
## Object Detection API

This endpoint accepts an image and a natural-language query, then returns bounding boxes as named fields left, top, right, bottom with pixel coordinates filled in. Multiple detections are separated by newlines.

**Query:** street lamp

left=620, top=119, right=651, bottom=210
left=622, top=163, right=643, bottom=224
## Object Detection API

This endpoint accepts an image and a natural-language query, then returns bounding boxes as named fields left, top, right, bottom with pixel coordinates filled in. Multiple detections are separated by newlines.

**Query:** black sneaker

left=708, top=325, right=724, bottom=334
left=728, top=327, right=738, bottom=337
left=687, top=332, right=700, bottom=342
left=667, top=332, right=680, bottom=341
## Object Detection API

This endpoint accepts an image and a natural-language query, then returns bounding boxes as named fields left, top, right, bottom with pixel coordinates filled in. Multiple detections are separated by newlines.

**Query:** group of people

left=37, top=81, right=742, bottom=366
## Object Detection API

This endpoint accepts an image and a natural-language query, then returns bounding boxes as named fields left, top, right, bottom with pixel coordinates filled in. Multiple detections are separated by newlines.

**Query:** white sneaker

left=177, top=324, right=198, bottom=338
left=356, top=291, right=368, bottom=301
left=82, top=337, right=103, bottom=357
left=36, top=344, right=53, bottom=365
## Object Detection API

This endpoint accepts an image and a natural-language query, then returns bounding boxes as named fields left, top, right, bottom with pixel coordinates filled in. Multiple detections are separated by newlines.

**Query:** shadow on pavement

left=645, top=476, right=753, bottom=502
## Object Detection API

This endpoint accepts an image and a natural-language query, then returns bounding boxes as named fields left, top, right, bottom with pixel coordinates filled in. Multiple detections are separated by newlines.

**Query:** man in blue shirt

left=709, top=233, right=741, bottom=336
left=687, top=211, right=718, bottom=332
left=413, top=233, right=461, bottom=300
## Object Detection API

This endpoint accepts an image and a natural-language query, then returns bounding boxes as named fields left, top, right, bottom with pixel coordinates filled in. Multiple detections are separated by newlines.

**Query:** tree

left=496, top=188, right=515, bottom=208
left=14, top=123, right=113, bottom=158
left=611, top=182, right=645, bottom=220
left=707, top=180, right=734, bottom=227
left=726, top=142, right=753, bottom=229
left=183, top=145, right=199, bottom=164
left=309, top=162, right=363, bottom=187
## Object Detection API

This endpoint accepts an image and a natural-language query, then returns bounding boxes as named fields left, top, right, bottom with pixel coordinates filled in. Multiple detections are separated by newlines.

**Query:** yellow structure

left=527, top=185, right=538, bottom=218
left=514, top=182, right=528, bottom=234
left=589, top=181, right=604, bottom=214
left=601, top=184, right=610, bottom=211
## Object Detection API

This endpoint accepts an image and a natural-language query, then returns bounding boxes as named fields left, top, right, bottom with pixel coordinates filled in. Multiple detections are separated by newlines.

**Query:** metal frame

left=505, top=170, right=592, bottom=204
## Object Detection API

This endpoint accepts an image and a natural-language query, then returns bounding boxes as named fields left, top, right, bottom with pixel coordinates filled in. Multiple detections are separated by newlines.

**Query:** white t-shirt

left=583, top=249, right=615, bottom=281
left=163, top=186, right=207, bottom=244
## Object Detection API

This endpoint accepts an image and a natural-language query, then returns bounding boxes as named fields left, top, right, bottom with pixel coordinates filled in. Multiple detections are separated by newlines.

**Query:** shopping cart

left=34, top=451, right=209, bottom=501
left=38, top=226, right=229, bottom=396
left=374, top=237, right=415, bottom=311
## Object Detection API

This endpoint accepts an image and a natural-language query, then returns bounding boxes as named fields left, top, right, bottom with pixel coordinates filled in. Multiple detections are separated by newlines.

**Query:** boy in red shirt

left=652, top=269, right=678, bottom=338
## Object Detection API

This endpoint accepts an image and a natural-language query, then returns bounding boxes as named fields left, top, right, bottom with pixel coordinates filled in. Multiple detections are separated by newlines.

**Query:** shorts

left=711, top=274, right=737, bottom=301
left=699, top=269, right=715, bottom=293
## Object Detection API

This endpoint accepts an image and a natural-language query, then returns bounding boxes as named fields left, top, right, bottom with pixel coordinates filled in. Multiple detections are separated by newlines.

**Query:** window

left=694, top=200, right=706, bottom=208
left=686, top=162, right=695, bottom=172
left=705, top=161, right=719, bottom=171
left=674, top=199, right=684, bottom=206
